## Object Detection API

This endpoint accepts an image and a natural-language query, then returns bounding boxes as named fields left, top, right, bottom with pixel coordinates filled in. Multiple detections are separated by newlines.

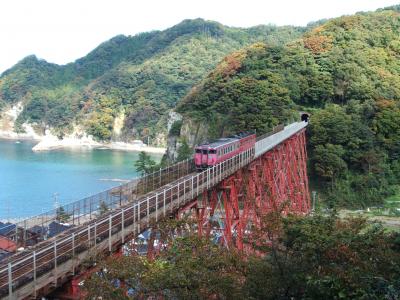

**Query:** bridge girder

left=173, top=130, right=310, bottom=251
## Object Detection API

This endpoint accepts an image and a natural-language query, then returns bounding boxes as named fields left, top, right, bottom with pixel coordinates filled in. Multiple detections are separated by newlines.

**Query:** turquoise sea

left=0, top=139, right=162, bottom=220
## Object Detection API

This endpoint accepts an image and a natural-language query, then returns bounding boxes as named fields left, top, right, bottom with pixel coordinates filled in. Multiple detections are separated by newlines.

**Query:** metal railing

left=3, top=122, right=302, bottom=248
left=0, top=121, right=308, bottom=299
left=255, top=122, right=307, bottom=157
left=5, top=158, right=194, bottom=248
left=256, top=124, right=285, bottom=142
left=0, top=148, right=255, bottom=299
left=135, top=158, right=194, bottom=195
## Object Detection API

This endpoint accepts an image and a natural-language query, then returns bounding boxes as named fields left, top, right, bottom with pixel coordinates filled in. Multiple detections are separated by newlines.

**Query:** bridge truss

left=0, top=122, right=309, bottom=299
left=171, top=126, right=309, bottom=251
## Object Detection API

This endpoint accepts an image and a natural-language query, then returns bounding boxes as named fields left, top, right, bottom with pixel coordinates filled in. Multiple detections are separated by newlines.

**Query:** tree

left=98, top=201, right=109, bottom=215
left=176, top=140, right=192, bottom=162
left=313, top=143, right=347, bottom=184
left=84, top=214, right=400, bottom=299
left=244, top=213, right=400, bottom=299
left=308, top=105, right=352, bottom=148
left=372, top=100, right=400, bottom=159
left=84, top=219, right=245, bottom=299
left=55, top=207, right=70, bottom=223
left=134, top=151, right=157, bottom=175
left=85, top=107, right=115, bottom=141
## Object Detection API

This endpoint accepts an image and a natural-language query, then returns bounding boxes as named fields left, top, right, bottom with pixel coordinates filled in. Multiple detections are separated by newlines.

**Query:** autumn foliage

left=303, top=35, right=333, bottom=54
left=84, top=214, right=400, bottom=299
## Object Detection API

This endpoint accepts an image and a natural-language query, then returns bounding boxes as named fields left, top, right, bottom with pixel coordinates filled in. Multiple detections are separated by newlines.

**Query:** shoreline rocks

left=0, top=131, right=166, bottom=154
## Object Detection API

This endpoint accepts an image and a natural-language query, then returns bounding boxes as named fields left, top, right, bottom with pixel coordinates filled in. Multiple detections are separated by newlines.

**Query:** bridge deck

left=0, top=121, right=307, bottom=300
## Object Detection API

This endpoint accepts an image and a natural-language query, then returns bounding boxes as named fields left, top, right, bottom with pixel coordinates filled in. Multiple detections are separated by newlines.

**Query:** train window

left=209, top=149, right=216, bottom=154
left=195, top=149, right=202, bottom=153
left=202, top=149, right=208, bottom=154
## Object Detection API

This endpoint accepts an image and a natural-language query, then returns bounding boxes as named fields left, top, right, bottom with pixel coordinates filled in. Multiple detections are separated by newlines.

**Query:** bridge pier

left=0, top=122, right=309, bottom=300
left=175, top=129, right=310, bottom=250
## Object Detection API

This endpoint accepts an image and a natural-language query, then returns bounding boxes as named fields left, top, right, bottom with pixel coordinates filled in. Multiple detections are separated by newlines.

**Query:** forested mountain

left=2, top=6, right=399, bottom=208
left=0, top=19, right=305, bottom=142
left=177, top=7, right=400, bottom=207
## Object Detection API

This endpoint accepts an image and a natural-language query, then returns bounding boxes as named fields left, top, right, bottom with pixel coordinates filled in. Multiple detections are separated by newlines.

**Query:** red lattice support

left=176, top=129, right=310, bottom=249
left=55, top=128, right=309, bottom=299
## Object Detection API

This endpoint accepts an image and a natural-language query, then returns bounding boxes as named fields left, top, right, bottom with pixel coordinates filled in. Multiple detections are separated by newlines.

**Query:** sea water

left=0, top=139, right=162, bottom=220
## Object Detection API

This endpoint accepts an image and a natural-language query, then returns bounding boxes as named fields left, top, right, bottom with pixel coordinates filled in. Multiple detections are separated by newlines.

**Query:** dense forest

left=3, top=5, right=399, bottom=299
left=177, top=6, right=400, bottom=208
left=84, top=215, right=400, bottom=299
left=2, top=6, right=400, bottom=209
left=0, top=19, right=305, bottom=142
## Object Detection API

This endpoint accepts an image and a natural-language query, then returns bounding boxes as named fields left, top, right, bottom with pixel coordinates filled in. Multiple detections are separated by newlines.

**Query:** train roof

left=197, top=137, right=239, bottom=149
left=195, top=132, right=255, bottom=149
left=226, top=132, right=254, bottom=139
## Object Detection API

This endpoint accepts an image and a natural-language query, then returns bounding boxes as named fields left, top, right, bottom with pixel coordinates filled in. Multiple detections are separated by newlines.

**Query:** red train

left=194, top=132, right=256, bottom=170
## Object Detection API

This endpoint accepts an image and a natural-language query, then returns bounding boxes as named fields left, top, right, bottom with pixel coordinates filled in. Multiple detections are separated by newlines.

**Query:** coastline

left=0, top=129, right=41, bottom=141
left=0, top=104, right=166, bottom=154
left=0, top=131, right=166, bottom=154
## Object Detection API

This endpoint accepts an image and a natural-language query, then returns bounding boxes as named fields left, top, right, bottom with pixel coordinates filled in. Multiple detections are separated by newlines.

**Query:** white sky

left=0, top=0, right=398, bottom=74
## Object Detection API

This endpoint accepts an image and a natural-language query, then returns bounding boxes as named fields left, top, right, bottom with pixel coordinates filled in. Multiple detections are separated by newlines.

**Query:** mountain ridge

left=0, top=18, right=306, bottom=144
left=174, top=7, right=400, bottom=208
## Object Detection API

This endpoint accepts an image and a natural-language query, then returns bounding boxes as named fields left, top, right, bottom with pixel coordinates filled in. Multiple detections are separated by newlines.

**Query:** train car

left=194, top=132, right=256, bottom=170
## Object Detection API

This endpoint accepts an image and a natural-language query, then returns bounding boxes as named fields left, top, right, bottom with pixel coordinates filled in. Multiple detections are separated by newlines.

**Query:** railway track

left=0, top=122, right=306, bottom=299
left=0, top=149, right=254, bottom=299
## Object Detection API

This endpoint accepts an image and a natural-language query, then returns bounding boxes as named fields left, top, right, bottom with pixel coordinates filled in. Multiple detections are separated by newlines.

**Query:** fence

left=255, top=122, right=307, bottom=157
left=3, top=122, right=305, bottom=248
left=256, top=124, right=285, bottom=141
left=135, top=158, right=194, bottom=194
left=5, top=159, right=194, bottom=248
left=0, top=148, right=254, bottom=299
left=0, top=121, right=307, bottom=299
left=2, top=122, right=304, bottom=249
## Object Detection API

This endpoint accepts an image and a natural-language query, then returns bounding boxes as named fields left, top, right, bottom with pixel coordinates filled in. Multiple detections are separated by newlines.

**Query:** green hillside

left=0, top=19, right=305, bottom=142
left=178, top=7, right=400, bottom=208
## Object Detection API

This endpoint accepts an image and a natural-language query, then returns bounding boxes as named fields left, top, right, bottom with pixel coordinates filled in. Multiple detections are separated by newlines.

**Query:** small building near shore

left=0, top=236, right=17, bottom=261
left=48, top=221, right=72, bottom=238
left=0, top=222, right=16, bottom=237
left=0, top=236, right=17, bottom=252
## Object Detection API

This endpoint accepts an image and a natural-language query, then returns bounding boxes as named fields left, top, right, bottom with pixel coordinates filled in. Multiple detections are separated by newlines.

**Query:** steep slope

left=0, top=19, right=306, bottom=143
left=0, top=55, right=73, bottom=103
left=176, top=8, right=400, bottom=207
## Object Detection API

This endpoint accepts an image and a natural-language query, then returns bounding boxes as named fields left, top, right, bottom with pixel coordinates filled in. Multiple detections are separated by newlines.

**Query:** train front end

left=194, top=146, right=210, bottom=171
left=194, top=146, right=203, bottom=170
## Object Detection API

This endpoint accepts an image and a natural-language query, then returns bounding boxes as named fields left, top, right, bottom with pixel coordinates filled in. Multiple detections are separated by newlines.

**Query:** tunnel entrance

left=301, top=113, right=309, bottom=122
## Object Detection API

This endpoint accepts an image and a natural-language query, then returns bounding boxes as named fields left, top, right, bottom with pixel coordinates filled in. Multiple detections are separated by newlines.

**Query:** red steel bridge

left=0, top=121, right=309, bottom=299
